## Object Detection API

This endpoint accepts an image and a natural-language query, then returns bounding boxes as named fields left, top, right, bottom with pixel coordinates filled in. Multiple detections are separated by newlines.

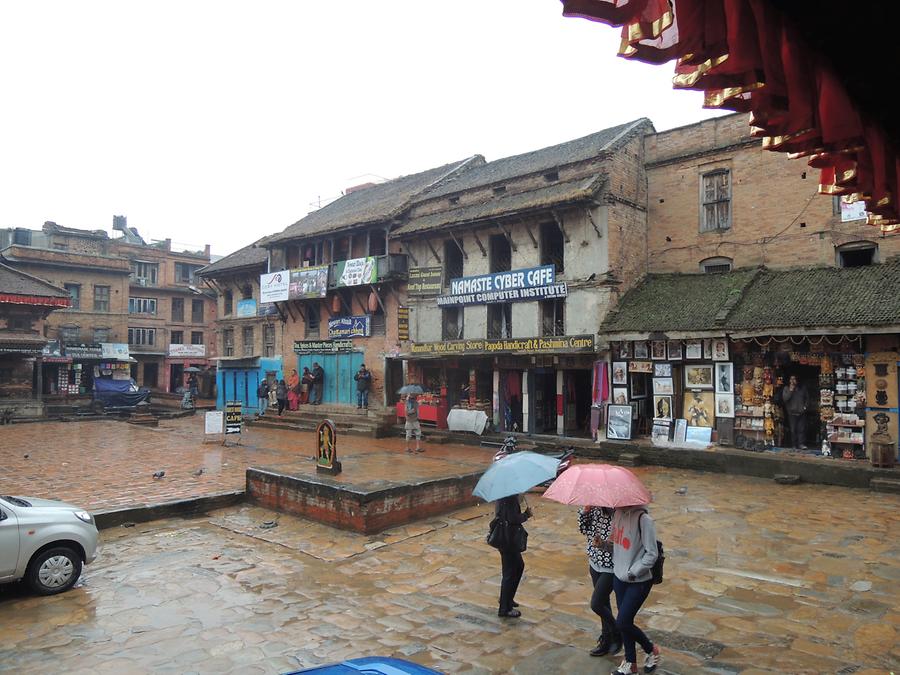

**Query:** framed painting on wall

left=633, top=341, right=649, bottom=359
left=612, top=362, right=628, bottom=385
left=650, top=340, right=666, bottom=360
left=712, top=338, right=729, bottom=361
left=612, top=387, right=629, bottom=405
left=715, top=363, right=734, bottom=394
left=654, top=362, right=672, bottom=378
left=667, top=340, right=683, bottom=361
left=606, top=404, right=633, bottom=440
left=715, top=393, right=735, bottom=418
left=684, top=364, right=714, bottom=389
left=653, top=395, right=673, bottom=420
left=684, top=390, right=714, bottom=427
left=685, top=340, right=703, bottom=360
left=653, top=377, right=674, bottom=395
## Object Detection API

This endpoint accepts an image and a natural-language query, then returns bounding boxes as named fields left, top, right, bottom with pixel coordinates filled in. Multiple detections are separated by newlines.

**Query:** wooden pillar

left=522, top=369, right=530, bottom=433
left=492, top=368, right=500, bottom=429
left=556, top=369, right=565, bottom=436
left=34, top=356, right=43, bottom=400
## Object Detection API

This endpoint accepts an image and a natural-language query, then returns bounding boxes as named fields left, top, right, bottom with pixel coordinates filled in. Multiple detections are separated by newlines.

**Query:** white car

left=0, top=495, right=99, bottom=595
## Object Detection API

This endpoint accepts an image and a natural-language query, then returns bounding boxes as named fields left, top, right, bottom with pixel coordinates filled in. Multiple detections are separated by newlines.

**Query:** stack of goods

left=824, top=354, right=866, bottom=460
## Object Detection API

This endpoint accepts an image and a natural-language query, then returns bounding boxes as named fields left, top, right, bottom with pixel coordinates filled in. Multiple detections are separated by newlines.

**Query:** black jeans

left=788, top=413, right=807, bottom=448
left=277, top=398, right=286, bottom=415
left=498, top=549, right=524, bottom=613
left=613, top=577, right=654, bottom=664
left=589, top=568, right=619, bottom=640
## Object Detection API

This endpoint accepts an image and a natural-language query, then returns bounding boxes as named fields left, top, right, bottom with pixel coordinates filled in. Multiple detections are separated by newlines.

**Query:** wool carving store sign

left=436, top=265, right=567, bottom=307
left=410, top=335, right=595, bottom=356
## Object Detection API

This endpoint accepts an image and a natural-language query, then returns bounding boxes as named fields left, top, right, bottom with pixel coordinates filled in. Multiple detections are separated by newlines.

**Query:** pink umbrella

left=542, top=464, right=652, bottom=507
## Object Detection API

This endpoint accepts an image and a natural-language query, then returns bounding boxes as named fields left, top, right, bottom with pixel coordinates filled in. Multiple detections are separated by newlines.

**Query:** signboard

left=289, top=266, right=329, bottom=299
left=225, top=401, right=242, bottom=434
left=236, top=299, right=257, bottom=318
left=437, top=265, right=567, bottom=306
left=101, top=343, right=130, bottom=360
left=168, top=344, right=206, bottom=358
left=258, top=302, right=279, bottom=317
left=328, top=315, right=371, bottom=339
left=409, top=334, right=595, bottom=357
left=205, top=410, right=224, bottom=435
left=397, top=306, right=409, bottom=341
left=260, top=271, right=290, bottom=303
left=408, top=266, right=442, bottom=296
left=839, top=197, right=867, bottom=222
left=335, top=257, right=377, bottom=287
left=64, top=344, right=103, bottom=359
left=293, top=339, right=355, bottom=354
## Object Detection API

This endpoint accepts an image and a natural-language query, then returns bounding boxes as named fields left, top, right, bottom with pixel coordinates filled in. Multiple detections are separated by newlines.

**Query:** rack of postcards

left=821, top=356, right=867, bottom=459
left=56, top=363, right=84, bottom=395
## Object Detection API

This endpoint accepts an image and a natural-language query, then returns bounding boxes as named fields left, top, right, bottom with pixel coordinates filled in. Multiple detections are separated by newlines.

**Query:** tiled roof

left=0, top=262, right=70, bottom=299
left=197, top=242, right=268, bottom=277
left=727, top=259, right=900, bottom=331
left=264, top=157, right=482, bottom=245
left=601, top=260, right=900, bottom=335
left=395, top=173, right=607, bottom=235
left=600, top=268, right=759, bottom=334
left=419, top=119, right=652, bottom=199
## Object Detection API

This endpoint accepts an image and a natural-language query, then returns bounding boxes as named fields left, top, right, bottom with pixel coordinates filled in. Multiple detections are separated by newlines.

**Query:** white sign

left=839, top=197, right=867, bottom=223
left=168, top=344, right=206, bottom=358
left=101, top=343, right=130, bottom=360
left=205, top=410, right=224, bottom=435
left=260, top=271, right=290, bottom=303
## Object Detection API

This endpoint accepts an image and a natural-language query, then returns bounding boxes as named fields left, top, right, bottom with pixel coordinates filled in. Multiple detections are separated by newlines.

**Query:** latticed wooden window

left=701, top=170, right=731, bottom=232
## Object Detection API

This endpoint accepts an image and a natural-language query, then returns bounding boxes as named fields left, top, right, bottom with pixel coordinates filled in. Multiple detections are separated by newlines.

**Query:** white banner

left=205, top=410, right=224, bottom=435
left=260, top=271, right=290, bottom=303
left=168, top=344, right=206, bottom=357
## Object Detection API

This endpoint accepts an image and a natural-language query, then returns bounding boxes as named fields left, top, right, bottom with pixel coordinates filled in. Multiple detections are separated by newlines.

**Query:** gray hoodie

left=611, top=506, right=659, bottom=583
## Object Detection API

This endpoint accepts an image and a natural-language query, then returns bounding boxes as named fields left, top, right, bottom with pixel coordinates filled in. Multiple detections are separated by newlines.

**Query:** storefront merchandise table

left=446, top=408, right=489, bottom=435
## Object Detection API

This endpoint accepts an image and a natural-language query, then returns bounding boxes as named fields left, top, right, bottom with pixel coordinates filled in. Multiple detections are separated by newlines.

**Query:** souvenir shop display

left=823, top=354, right=867, bottom=460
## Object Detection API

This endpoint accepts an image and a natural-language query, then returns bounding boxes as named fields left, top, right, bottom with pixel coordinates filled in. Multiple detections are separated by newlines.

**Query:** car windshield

left=0, top=495, right=31, bottom=506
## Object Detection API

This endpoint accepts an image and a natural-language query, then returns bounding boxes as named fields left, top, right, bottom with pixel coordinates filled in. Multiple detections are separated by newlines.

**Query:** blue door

left=296, top=352, right=364, bottom=405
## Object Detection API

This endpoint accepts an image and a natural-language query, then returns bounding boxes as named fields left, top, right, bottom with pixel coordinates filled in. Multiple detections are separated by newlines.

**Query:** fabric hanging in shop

left=592, top=360, right=608, bottom=404
left=505, top=371, right=521, bottom=399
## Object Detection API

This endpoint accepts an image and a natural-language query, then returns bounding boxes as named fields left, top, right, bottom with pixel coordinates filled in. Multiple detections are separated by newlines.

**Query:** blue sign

left=258, top=302, right=280, bottom=317
left=328, top=315, right=371, bottom=339
left=437, top=265, right=567, bottom=306
left=236, top=299, right=257, bottom=318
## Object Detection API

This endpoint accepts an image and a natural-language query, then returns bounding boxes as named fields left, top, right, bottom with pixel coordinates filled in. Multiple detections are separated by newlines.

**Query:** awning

left=560, top=0, right=900, bottom=232
left=216, top=356, right=261, bottom=368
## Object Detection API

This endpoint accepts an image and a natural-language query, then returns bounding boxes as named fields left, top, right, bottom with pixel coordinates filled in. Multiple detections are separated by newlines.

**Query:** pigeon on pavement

left=193, top=468, right=205, bottom=476
left=152, top=470, right=166, bottom=479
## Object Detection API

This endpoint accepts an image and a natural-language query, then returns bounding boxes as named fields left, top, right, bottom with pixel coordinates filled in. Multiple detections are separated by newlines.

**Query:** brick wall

left=644, top=113, right=900, bottom=273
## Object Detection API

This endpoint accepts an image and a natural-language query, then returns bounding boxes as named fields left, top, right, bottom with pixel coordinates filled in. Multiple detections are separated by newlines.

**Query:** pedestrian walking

left=275, top=379, right=288, bottom=416
left=404, top=393, right=424, bottom=453
left=287, top=369, right=300, bottom=411
left=579, top=507, right=622, bottom=657
left=495, top=493, right=532, bottom=618
left=354, top=363, right=371, bottom=409
left=256, top=379, right=270, bottom=417
left=311, top=362, right=324, bottom=405
left=780, top=374, right=809, bottom=449
left=300, top=367, right=312, bottom=404
left=610, top=506, right=661, bottom=675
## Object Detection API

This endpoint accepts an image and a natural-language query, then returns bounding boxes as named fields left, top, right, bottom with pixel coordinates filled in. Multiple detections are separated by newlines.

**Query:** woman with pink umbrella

left=544, top=465, right=662, bottom=675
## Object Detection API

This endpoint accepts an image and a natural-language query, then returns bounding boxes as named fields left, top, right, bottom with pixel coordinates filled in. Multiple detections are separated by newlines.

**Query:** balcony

left=327, top=253, right=407, bottom=289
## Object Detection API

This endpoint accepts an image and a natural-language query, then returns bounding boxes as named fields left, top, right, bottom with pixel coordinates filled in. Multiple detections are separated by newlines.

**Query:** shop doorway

left=384, top=358, right=403, bottom=406
left=170, top=364, right=184, bottom=393
left=296, top=352, right=364, bottom=405
left=532, top=369, right=557, bottom=434
left=501, top=370, right=523, bottom=432
left=779, top=364, right=820, bottom=448
left=144, top=363, right=159, bottom=389
left=565, top=369, right=593, bottom=437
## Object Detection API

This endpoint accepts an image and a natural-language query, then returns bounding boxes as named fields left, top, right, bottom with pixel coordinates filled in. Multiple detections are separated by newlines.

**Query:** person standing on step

left=300, top=367, right=312, bottom=405
left=287, top=368, right=300, bottom=411
left=404, top=393, right=424, bottom=453
left=609, top=505, right=661, bottom=675
left=579, top=506, right=622, bottom=658
left=354, top=363, right=371, bottom=410
left=256, top=379, right=270, bottom=417
left=781, top=374, right=809, bottom=449
left=311, top=362, right=325, bottom=405
left=275, top=379, right=288, bottom=417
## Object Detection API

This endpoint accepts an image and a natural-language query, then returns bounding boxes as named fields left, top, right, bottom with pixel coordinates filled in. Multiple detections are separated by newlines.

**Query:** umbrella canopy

left=183, top=367, right=202, bottom=373
left=473, top=451, right=560, bottom=502
left=397, top=384, right=425, bottom=395
left=542, top=464, right=651, bottom=508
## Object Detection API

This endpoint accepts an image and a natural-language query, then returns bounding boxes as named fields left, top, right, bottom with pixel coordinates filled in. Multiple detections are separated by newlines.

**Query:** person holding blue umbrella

left=474, top=450, right=560, bottom=619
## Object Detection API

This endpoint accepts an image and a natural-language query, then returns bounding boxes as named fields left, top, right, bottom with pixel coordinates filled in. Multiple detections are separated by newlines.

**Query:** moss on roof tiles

left=198, top=242, right=268, bottom=276
left=600, top=269, right=760, bottom=333
left=0, top=261, right=70, bottom=298
left=727, top=259, right=900, bottom=330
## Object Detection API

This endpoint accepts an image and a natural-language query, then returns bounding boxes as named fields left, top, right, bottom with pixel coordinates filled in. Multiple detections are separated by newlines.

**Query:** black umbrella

left=397, top=384, right=425, bottom=395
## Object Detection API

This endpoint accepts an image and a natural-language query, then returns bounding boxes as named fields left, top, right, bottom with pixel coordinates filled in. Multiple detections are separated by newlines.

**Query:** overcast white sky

left=0, top=1, right=723, bottom=257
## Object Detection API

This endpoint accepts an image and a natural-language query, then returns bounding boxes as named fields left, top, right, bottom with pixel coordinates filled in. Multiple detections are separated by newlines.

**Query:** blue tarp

left=93, top=378, right=151, bottom=407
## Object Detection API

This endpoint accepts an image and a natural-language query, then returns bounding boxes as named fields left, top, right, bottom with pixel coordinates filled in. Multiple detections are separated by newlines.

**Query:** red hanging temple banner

left=560, top=0, right=899, bottom=232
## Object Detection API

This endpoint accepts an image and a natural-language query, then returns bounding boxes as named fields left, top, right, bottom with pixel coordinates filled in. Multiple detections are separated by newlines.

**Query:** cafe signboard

left=436, top=264, right=567, bottom=307
left=409, top=334, right=595, bottom=357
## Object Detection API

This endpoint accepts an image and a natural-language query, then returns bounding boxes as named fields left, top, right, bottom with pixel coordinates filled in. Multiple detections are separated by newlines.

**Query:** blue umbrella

left=473, top=451, right=561, bottom=502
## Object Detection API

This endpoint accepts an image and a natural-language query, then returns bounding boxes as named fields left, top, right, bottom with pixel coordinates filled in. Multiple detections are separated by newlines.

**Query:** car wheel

left=26, top=546, right=83, bottom=595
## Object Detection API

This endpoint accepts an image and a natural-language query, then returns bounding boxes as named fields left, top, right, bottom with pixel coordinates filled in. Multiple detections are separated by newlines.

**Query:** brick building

left=395, top=119, right=654, bottom=437
left=196, top=241, right=284, bottom=413
left=0, top=219, right=217, bottom=397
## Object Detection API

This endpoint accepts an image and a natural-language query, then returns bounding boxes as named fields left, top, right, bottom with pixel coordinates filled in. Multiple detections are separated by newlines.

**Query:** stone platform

left=247, top=449, right=486, bottom=534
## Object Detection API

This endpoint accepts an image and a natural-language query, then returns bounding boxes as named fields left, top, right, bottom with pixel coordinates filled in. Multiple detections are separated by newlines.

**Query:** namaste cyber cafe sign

left=409, top=335, right=596, bottom=356
left=436, top=265, right=567, bottom=307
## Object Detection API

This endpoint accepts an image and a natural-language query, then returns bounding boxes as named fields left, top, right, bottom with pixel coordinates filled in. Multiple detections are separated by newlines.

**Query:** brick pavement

left=0, top=417, right=494, bottom=513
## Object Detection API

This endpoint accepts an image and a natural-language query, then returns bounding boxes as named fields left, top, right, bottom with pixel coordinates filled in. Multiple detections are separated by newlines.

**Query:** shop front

left=401, top=335, right=599, bottom=437
left=166, top=344, right=212, bottom=396
left=293, top=340, right=363, bottom=406
left=216, top=355, right=283, bottom=414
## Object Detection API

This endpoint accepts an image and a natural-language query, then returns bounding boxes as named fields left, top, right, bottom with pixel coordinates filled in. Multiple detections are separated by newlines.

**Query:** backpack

left=638, top=510, right=665, bottom=585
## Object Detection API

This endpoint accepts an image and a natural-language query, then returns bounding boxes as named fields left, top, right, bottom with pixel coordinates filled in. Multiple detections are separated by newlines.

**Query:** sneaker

left=497, top=608, right=521, bottom=618
left=415, top=448, right=425, bottom=453
left=611, top=660, right=637, bottom=675
left=643, top=645, right=660, bottom=673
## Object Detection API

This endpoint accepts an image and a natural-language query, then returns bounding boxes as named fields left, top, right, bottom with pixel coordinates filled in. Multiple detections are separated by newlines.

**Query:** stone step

left=870, top=477, right=900, bottom=494
left=250, top=418, right=385, bottom=438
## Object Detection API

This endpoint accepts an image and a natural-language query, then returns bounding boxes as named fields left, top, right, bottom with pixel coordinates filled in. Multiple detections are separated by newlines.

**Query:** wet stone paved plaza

left=1, top=418, right=900, bottom=673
